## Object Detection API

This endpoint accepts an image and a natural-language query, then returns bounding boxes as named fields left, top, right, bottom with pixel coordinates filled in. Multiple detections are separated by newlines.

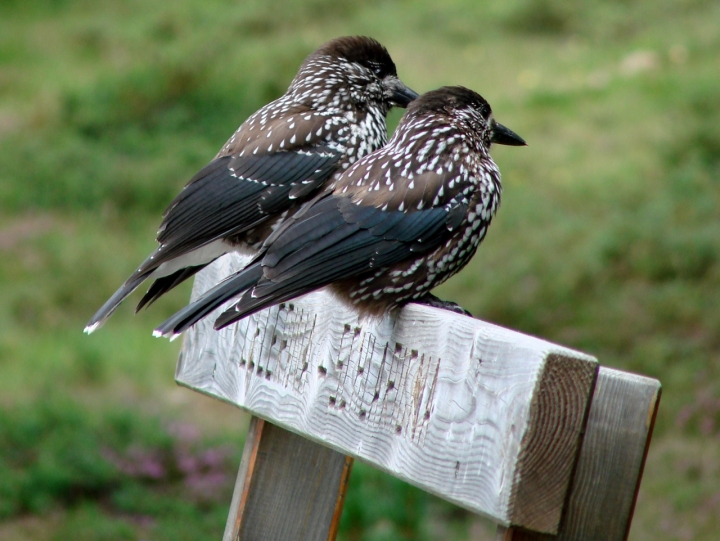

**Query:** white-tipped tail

left=151, top=328, right=182, bottom=341
left=153, top=263, right=263, bottom=337
left=83, top=322, right=101, bottom=334
left=85, top=273, right=149, bottom=333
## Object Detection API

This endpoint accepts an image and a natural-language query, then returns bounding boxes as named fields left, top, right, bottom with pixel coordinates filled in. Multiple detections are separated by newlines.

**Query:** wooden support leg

left=495, top=367, right=661, bottom=541
left=223, top=416, right=353, bottom=541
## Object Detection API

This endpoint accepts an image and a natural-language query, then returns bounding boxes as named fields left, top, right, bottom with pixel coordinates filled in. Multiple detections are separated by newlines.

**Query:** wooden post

left=223, top=417, right=352, bottom=541
left=177, top=254, right=598, bottom=533
left=495, top=367, right=661, bottom=541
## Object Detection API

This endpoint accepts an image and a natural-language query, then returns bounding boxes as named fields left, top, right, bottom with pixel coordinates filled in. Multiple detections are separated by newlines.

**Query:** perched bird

left=84, top=36, right=418, bottom=333
left=154, top=86, right=526, bottom=338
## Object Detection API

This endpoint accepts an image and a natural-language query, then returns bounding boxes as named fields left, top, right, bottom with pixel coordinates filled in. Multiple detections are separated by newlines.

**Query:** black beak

left=385, top=76, right=419, bottom=108
left=491, top=122, right=527, bottom=146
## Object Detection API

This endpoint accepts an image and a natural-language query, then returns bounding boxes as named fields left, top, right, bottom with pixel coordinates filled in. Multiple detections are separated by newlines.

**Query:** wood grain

left=557, top=367, right=661, bottom=540
left=509, top=354, right=598, bottom=533
left=495, top=525, right=553, bottom=541
left=328, top=455, right=354, bottom=541
left=223, top=416, right=264, bottom=541
left=495, top=367, right=661, bottom=541
left=223, top=416, right=352, bottom=541
left=176, top=254, right=598, bottom=532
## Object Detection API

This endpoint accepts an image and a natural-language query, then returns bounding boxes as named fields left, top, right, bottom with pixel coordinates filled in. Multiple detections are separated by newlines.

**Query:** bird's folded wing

left=218, top=193, right=464, bottom=323
left=147, top=147, right=340, bottom=269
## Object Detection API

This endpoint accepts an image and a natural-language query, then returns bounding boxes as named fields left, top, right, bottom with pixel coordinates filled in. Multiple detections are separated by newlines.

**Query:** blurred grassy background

left=1, top=0, right=719, bottom=539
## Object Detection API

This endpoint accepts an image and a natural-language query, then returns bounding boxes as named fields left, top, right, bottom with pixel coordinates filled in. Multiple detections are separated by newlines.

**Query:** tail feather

left=84, top=246, right=167, bottom=333
left=135, top=264, right=209, bottom=312
left=84, top=273, right=148, bottom=334
left=153, top=264, right=264, bottom=338
left=213, top=286, right=316, bottom=330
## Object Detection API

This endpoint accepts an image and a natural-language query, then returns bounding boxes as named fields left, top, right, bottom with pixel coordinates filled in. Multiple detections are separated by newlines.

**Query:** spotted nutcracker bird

left=84, top=36, right=418, bottom=333
left=154, top=86, right=526, bottom=338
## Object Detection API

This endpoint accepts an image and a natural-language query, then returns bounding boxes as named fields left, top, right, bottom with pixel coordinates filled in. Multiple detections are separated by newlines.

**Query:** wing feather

left=215, top=194, right=459, bottom=325
left=147, top=149, right=339, bottom=272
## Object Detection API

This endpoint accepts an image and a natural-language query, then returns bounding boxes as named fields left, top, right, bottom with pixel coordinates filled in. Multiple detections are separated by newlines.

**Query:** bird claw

left=415, top=294, right=473, bottom=318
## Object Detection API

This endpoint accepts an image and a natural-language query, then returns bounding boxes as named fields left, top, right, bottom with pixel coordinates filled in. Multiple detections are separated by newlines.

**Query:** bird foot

left=415, top=294, right=473, bottom=317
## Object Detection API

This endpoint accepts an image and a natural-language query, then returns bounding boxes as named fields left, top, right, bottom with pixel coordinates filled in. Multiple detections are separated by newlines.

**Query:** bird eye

left=372, top=66, right=384, bottom=76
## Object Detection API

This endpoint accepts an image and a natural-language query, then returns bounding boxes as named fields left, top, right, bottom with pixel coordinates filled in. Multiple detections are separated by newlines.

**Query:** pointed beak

left=384, top=76, right=419, bottom=108
left=491, top=121, right=527, bottom=146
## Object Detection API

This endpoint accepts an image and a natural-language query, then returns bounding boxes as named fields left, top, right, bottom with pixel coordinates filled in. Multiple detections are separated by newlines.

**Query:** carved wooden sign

left=176, top=254, right=598, bottom=533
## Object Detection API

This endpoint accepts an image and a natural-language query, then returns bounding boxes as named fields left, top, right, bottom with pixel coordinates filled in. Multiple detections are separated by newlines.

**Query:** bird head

left=404, top=86, right=526, bottom=152
left=292, top=36, right=418, bottom=113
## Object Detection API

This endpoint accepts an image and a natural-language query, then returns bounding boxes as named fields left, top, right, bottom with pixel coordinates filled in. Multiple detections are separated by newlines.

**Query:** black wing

left=152, top=147, right=341, bottom=270
left=85, top=147, right=339, bottom=332
left=213, top=194, right=465, bottom=328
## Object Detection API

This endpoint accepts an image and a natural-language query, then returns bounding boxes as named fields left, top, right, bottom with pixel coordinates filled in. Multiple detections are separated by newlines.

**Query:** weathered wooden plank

left=223, top=417, right=352, bottom=541
left=507, top=354, right=599, bottom=532
left=558, top=367, right=661, bottom=540
left=495, top=367, right=661, bottom=541
left=176, top=254, right=598, bottom=532
left=495, top=525, right=552, bottom=541
left=494, top=527, right=513, bottom=541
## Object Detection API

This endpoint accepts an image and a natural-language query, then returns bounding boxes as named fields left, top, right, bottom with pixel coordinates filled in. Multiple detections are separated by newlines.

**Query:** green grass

left=0, top=398, right=239, bottom=540
left=1, top=0, right=719, bottom=539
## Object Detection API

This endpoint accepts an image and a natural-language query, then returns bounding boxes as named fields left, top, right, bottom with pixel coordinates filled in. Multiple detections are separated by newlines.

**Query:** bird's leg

left=414, top=293, right=473, bottom=317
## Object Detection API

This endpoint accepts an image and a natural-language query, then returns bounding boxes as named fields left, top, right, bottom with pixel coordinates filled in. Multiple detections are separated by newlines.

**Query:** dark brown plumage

left=154, top=86, right=525, bottom=338
left=85, top=36, right=417, bottom=333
